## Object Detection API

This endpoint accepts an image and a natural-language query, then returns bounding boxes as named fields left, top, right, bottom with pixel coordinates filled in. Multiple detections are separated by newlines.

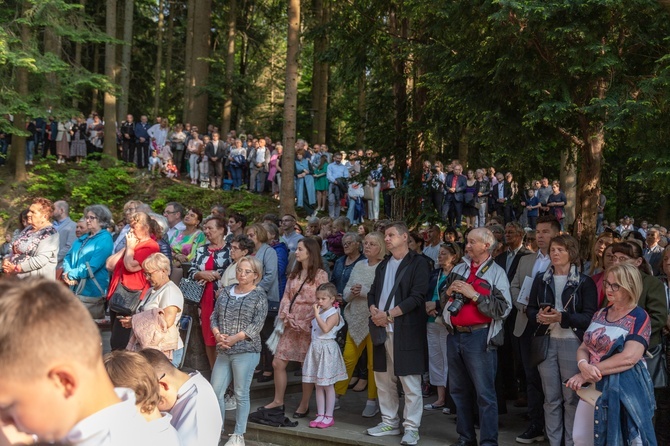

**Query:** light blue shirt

left=327, top=162, right=350, bottom=183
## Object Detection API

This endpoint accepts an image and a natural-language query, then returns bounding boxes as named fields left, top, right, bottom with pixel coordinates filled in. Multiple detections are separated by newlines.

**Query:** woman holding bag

left=62, top=204, right=114, bottom=318
left=188, top=216, right=232, bottom=368
left=262, top=237, right=328, bottom=417
left=106, top=212, right=160, bottom=351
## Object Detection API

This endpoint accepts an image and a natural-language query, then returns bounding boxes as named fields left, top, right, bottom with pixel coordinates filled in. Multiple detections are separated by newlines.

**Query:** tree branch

left=558, top=127, right=585, bottom=148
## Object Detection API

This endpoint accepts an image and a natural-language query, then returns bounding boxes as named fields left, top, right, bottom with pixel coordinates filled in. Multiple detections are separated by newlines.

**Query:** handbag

left=266, top=279, right=307, bottom=354
left=530, top=331, right=550, bottom=367
left=368, top=263, right=409, bottom=346
left=576, top=385, right=602, bottom=407
left=646, top=342, right=668, bottom=388
left=363, top=184, right=374, bottom=201
left=73, top=262, right=106, bottom=320
left=179, top=278, right=205, bottom=305
left=464, top=192, right=475, bottom=205
left=109, top=282, right=147, bottom=316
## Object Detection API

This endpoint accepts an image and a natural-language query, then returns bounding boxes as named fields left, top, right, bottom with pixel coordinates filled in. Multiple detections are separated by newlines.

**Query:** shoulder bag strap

left=288, top=278, right=308, bottom=313
left=382, top=263, right=410, bottom=312
left=85, top=261, right=105, bottom=297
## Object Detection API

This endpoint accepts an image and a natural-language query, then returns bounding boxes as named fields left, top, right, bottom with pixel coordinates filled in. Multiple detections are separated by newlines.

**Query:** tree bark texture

left=12, top=1, right=30, bottom=181
left=280, top=0, right=300, bottom=216
left=458, top=125, right=469, bottom=169
left=575, top=118, right=604, bottom=260
left=412, top=61, right=428, bottom=167
left=182, top=0, right=196, bottom=124
left=390, top=2, right=411, bottom=176
left=221, top=0, right=237, bottom=136
left=73, top=0, right=86, bottom=109
left=560, top=145, right=577, bottom=227
left=153, top=0, right=165, bottom=118
left=91, top=44, right=100, bottom=112
left=165, top=0, right=175, bottom=103
left=103, top=0, right=118, bottom=161
left=119, top=0, right=134, bottom=122
left=43, top=25, right=62, bottom=107
left=310, top=0, right=329, bottom=144
left=186, top=0, right=211, bottom=130
left=355, top=66, right=366, bottom=152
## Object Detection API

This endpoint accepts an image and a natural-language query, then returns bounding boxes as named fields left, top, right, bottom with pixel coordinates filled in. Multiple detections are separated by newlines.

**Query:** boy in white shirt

left=0, top=278, right=155, bottom=446
left=139, top=348, right=223, bottom=446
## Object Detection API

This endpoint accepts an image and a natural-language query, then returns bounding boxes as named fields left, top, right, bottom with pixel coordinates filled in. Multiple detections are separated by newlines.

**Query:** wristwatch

left=471, top=292, right=480, bottom=303
left=386, top=311, right=394, bottom=322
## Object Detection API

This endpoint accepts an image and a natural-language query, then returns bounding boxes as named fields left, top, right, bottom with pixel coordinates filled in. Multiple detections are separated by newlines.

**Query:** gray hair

left=148, top=213, right=169, bottom=239
left=166, top=202, right=185, bottom=218
left=54, top=200, right=70, bottom=215
left=471, top=228, right=498, bottom=254
left=342, top=232, right=362, bottom=245
left=142, top=253, right=171, bottom=275
left=83, top=204, right=113, bottom=229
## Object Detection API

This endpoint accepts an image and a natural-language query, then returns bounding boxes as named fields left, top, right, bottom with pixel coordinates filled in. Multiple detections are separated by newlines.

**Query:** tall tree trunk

left=221, top=0, right=237, bottom=136
left=12, top=1, right=30, bottom=181
left=43, top=26, right=62, bottom=108
left=73, top=0, right=86, bottom=109
left=389, top=2, right=410, bottom=174
left=165, top=0, right=175, bottom=103
left=118, top=0, right=134, bottom=122
left=188, top=0, right=211, bottom=130
left=91, top=44, right=100, bottom=112
left=310, top=0, right=323, bottom=143
left=412, top=61, right=428, bottom=168
left=458, top=126, right=469, bottom=168
left=153, top=0, right=165, bottom=118
left=316, top=4, right=329, bottom=145
left=561, top=145, right=578, bottom=227
left=182, top=0, right=196, bottom=124
left=355, top=66, right=366, bottom=152
left=280, top=0, right=300, bottom=216
left=103, top=0, right=118, bottom=161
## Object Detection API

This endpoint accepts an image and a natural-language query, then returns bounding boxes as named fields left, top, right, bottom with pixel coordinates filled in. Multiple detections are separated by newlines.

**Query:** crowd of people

left=0, top=170, right=669, bottom=446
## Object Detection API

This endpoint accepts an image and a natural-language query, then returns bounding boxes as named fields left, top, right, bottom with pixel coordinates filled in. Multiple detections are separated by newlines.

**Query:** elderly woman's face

left=203, top=220, right=224, bottom=243
left=27, top=203, right=49, bottom=227
left=230, top=242, right=247, bottom=262
left=85, top=211, right=102, bottom=233
left=343, top=237, right=359, bottom=256
left=183, top=210, right=200, bottom=227
left=144, top=264, right=168, bottom=288
left=235, top=260, right=258, bottom=287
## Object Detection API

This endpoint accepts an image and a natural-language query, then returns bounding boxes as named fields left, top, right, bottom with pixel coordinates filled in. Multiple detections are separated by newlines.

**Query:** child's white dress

left=302, top=306, right=348, bottom=386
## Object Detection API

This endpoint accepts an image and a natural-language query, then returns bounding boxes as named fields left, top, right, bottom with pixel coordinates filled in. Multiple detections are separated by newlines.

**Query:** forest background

left=2, top=0, right=670, bottom=255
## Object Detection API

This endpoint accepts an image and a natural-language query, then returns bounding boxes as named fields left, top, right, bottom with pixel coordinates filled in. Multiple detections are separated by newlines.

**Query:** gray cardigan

left=255, top=243, right=279, bottom=303
left=210, top=285, right=268, bottom=354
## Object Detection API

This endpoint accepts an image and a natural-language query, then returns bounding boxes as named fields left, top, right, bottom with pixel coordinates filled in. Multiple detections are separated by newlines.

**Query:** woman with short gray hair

left=62, top=204, right=115, bottom=313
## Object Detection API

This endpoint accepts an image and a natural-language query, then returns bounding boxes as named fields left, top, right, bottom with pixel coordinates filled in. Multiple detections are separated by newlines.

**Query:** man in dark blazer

left=494, top=222, right=533, bottom=411
left=644, top=228, right=664, bottom=276
left=367, top=222, right=430, bottom=445
left=492, top=172, right=514, bottom=223
left=442, top=164, right=468, bottom=229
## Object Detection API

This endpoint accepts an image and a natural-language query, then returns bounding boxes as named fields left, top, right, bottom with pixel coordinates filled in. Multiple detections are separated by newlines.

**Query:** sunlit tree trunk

left=182, top=0, right=195, bottom=124
left=73, top=0, right=86, bottom=109
left=561, top=145, right=577, bottom=228
left=310, top=0, right=329, bottom=144
left=280, top=0, right=300, bottom=216
left=165, top=0, right=175, bottom=102
left=91, top=44, right=100, bottom=112
left=12, top=1, right=30, bottom=181
left=103, top=0, right=118, bottom=161
left=355, top=67, right=366, bottom=152
left=118, top=0, right=134, bottom=121
left=153, top=0, right=165, bottom=118
left=43, top=25, right=61, bottom=109
left=188, top=0, right=211, bottom=130
left=221, top=0, right=237, bottom=136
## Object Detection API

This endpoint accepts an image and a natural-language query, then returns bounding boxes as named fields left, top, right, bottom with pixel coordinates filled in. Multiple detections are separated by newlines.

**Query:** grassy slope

left=0, top=159, right=287, bottom=238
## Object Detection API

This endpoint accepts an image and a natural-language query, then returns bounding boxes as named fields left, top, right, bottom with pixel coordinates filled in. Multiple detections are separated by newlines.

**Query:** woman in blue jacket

left=62, top=204, right=114, bottom=313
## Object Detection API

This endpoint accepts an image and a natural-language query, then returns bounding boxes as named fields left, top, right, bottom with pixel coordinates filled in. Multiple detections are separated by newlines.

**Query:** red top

left=450, top=262, right=493, bottom=327
left=106, top=239, right=160, bottom=299
left=451, top=175, right=457, bottom=189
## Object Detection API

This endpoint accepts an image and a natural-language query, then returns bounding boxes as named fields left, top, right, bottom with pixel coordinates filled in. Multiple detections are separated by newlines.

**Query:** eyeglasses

left=163, top=210, right=178, bottom=215
left=230, top=245, right=241, bottom=251
left=143, top=269, right=159, bottom=277
left=342, top=241, right=356, bottom=247
left=281, top=219, right=294, bottom=223
left=602, top=280, right=621, bottom=292
left=85, top=215, right=98, bottom=221
left=124, top=208, right=137, bottom=214
left=236, top=268, right=255, bottom=275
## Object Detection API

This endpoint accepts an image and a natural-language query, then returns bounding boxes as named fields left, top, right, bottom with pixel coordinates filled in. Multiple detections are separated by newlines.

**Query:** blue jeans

left=171, top=347, right=184, bottom=368
left=26, top=140, right=35, bottom=162
left=231, top=166, right=244, bottom=188
left=210, top=351, right=260, bottom=435
left=0, top=139, right=7, bottom=165
left=448, top=328, right=499, bottom=446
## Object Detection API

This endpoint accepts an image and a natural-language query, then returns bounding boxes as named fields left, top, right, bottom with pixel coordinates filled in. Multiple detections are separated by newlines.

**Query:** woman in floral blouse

left=188, top=216, right=231, bottom=368
left=262, top=237, right=328, bottom=417
left=169, top=207, right=206, bottom=268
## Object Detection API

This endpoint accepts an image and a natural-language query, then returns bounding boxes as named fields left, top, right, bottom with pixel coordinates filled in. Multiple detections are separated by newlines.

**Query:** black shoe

left=515, top=424, right=545, bottom=444
left=449, top=440, right=478, bottom=446
left=257, top=373, right=274, bottom=383
left=257, top=404, right=284, bottom=412
left=292, top=408, right=309, bottom=418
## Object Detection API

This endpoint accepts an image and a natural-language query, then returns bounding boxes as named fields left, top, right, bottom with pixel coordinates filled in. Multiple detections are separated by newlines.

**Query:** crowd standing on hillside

left=1, top=118, right=670, bottom=446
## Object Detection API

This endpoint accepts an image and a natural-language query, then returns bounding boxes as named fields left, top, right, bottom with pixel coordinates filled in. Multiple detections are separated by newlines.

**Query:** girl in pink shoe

left=303, top=283, right=348, bottom=429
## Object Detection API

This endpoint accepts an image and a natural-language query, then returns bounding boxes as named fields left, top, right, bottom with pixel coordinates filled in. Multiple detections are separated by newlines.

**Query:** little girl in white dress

left=302, top=283, right=347, bottom=429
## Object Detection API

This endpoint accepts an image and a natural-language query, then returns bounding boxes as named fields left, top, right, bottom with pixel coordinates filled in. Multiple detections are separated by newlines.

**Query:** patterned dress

left=302, top=306, right=348, bottom=386
left=169, top=229, right=206, bottom=262
left=275, top=269, right=329, bottom=362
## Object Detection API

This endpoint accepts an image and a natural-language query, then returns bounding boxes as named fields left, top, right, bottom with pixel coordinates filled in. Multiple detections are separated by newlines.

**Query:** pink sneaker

left=309, top=415, right=324, bottom=428
left=317, top=416, right=334, bottom=429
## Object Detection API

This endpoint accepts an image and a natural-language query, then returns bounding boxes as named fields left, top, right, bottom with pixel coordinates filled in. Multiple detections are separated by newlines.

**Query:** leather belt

left=454, top=323, right=490, bottom=333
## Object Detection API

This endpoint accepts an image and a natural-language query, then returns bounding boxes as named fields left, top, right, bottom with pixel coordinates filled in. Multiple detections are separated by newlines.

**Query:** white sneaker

left=367, top=422, right=401, bottom=437
left=224, top=434, right=245, bottom=446
left=362, top=401, right=379, bottom=418
left=224, top=394, right=237, bottom=411
left=401, top=429, right=420, bottom=445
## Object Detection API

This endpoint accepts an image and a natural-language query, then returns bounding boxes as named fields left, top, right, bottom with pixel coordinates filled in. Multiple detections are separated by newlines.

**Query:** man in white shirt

left=148, top=119, right=169, bottom=148
left=53, top=200, right=77, bottom=269
left=327, top=152, right=350, bottom=218
left=0, top=279, right=155, bottom=446
left=367, top=222, right=431, bottom=446
left=510, top=215, right=561, bottom=444
left=163, top=202, right=186, bottom=240
left=422, top=224, right=441, bottom=264
left=139, top=349, right=223, bottom=446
